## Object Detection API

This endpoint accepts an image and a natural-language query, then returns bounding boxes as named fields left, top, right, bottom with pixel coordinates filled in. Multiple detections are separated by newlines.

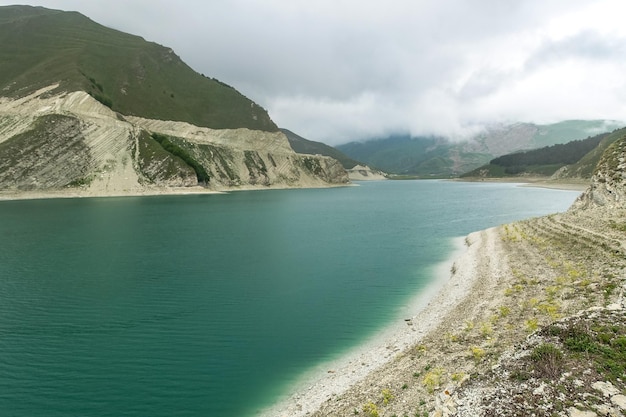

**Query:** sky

left=3, top=1, right=626, bottom=145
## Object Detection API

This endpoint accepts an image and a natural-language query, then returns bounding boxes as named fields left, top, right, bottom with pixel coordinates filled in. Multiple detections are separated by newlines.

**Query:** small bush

left=382, top=388, right=394, bottom=405
left=470, top=346, right=486, bottom=362
left=422, top=368, right=445, bottom=393
left=498, top=306, right=511, bottom=318
left=531, top=344, right=564, bottom=378
left=480, top=321, right=493, bottom=337
left=151, top=133, right=210, bottom=183
left=451, top=372, right=467, bottom=382
left=525, top=318, right=539, bottom=333
left=362, top=402, right=379, bottom=417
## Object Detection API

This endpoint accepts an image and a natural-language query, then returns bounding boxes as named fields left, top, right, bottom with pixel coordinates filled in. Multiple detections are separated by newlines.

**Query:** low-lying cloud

left=4, top=0, right=626, bottom=145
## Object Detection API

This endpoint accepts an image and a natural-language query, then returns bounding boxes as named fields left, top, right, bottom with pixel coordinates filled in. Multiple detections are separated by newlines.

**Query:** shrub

left=422, top=368, right=445, bottom=393
left=480, top=321, right=493, bottom=337
left=382, top=388, right=394, bottom=405
left=451, top=372, right=467, bottom=382
left=525, top=318, right=539, bottom=332
left=362, top=402, right=379, bottom=417
left=151, top=133, right=210, bottom=183
left=531, top=344, right=564, bottom=378
left=498, top=306, right=511, bottom=318
left=470, top=346, right=486, bottom=362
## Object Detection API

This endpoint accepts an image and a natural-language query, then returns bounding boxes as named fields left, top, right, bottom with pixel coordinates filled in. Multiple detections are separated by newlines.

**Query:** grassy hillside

left=462, top=127, right=626, bottom=179
left=0, top=5, right=277, bottom=131
left=461, top=132, right=610, bottom=178
left=527, top=120, right=620, bottom=148
left=280, top=128, right=362, bottom=169
left=558, top=127, right=626, bottom=179
left=337, top=135, right=491, bottom=177
left=337, top=121, right=621, bottom=177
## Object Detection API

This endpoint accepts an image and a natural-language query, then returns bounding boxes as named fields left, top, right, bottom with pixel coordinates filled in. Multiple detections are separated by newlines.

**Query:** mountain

left=572, top=131, right=626, bottom=209
left=460, top=130, right=611, bottom=178
left=280, top=128, right=362, bottom=169
left=0, top=6, right=348, bottom=195
left=461, top=127, right=626, bottom=179
left=337, top=120, right=623, bottom=178
left=554, top=127, right=626, bottom=180
left=0, top=5, right=275, bottom=131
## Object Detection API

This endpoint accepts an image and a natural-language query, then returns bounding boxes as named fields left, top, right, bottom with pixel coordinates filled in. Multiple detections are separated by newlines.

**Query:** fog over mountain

left=6, top=0, right=625, bottom=145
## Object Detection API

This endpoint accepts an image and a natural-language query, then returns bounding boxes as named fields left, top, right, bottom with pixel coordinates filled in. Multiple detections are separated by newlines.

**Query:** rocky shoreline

left=264, top=138, right=626, bottom=417
left=264, top=204, right=625, bottom=417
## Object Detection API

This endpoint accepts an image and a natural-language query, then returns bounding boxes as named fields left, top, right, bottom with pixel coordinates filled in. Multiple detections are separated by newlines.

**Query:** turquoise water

left=0, top=181, right=579, bottom=416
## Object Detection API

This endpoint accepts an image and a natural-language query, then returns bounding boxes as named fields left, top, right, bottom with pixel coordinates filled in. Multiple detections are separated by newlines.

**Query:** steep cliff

left=0, top=85, right=348, bottom=196
left=0, top=5, right=348, bottom=197
left=571, top=133, right=626, bottom=210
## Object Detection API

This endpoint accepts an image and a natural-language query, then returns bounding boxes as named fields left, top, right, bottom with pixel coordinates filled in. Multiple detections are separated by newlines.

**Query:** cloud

left=2, top=0, right=626, bottom=145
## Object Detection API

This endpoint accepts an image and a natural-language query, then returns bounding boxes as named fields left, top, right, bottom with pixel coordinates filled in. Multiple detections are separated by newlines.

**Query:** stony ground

left=308, top=206, right=626, bottom=417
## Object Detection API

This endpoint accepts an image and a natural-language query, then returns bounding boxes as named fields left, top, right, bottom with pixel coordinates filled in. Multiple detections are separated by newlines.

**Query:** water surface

left=0, top=181, right=580, bottom=416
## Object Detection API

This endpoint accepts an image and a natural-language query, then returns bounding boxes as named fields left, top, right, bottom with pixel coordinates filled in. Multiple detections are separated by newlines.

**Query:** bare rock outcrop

left=347, top=165, right=387, bottom=181
left=0, top=85, right=349, bottom=196
left=571, top=134, right=626, bottom=210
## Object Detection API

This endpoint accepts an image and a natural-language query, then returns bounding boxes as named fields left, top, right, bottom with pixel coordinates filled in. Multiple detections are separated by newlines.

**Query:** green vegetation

left=362, top=402, right=379, bottom=417
left=381, top=388, right=394, bottom=405
left=530, top=343, right=564, bottom=379
left=136, top=131, right=194, bottom=183
left=301, top=156, right=324, bottom=175
left=0, top=114, right=91, bottom=189
left=462, top=132, right=610, bottom=178
left=243, top=150, right=268, bottom=178
left=528, top=120, right=620, bottom=148
left=548, top=318, right=626, bottom=382
left=337, top=135, right=460, bottom=177
left=337, top=121, right=621, bottom=177
left=422, top=367, right=445, bottom=393
left=281, top=128, right=362, bottom=169
left=565, top=128, right=626, bottom=178
left=491, top=134, right=605, bottom=168
left=0, top=5, right=277, bottom=131
left=151, top=133, right=209, bottom=183
left=462, top=127, right=626, bottom=179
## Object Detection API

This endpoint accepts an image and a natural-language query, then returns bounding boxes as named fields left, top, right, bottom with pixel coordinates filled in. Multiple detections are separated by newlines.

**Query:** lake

left=0, top=180, right=580, bottom=416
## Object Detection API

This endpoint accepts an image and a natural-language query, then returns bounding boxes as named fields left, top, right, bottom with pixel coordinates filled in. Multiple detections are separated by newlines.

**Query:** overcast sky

left=3, top=1, right=626, bottom=145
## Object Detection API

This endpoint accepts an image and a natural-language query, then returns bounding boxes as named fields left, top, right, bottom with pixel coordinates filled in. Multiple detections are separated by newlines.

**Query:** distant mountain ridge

left=281, top=128, right=362, bottom=169
left=461, top=127, right=626, bottom=180
left=337, top=120, right=623, bottom=177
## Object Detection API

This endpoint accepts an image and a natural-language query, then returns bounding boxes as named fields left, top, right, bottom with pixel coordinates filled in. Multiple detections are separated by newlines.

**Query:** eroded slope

left=0, top=85, right=348, bottom=197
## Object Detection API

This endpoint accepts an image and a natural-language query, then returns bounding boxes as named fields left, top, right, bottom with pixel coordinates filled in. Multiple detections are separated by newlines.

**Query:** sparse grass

left=525, top=318, right=539, bottom=333
left=451, top=372, right=467, bottom=382
left=498, top=306, right=511, bottom=318
left=422, top=368, right=445, bottom=393
left=551, top=316, right=626, bottom=382
left=382, top=388, right=394, bottom=405
left=470, top=346, right=486, bottom=362
left=362, top=402, right=379, bottom=417
left=479, top=321, right=493, bottom=337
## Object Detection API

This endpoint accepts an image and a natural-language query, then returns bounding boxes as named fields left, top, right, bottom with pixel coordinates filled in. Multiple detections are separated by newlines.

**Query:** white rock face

left=572, top=136, right=626, bottom=210
left=567, top=407, right=597, bottom=417
left=347, top=165, right=387, bottom=181
left=0, top=85, right=349, bottom=196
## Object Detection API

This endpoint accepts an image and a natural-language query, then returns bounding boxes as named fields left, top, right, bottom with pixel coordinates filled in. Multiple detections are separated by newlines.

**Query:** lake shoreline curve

left=266, top=167, right=626, bottom=416
left=260, top=227, right=495, bottom=417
